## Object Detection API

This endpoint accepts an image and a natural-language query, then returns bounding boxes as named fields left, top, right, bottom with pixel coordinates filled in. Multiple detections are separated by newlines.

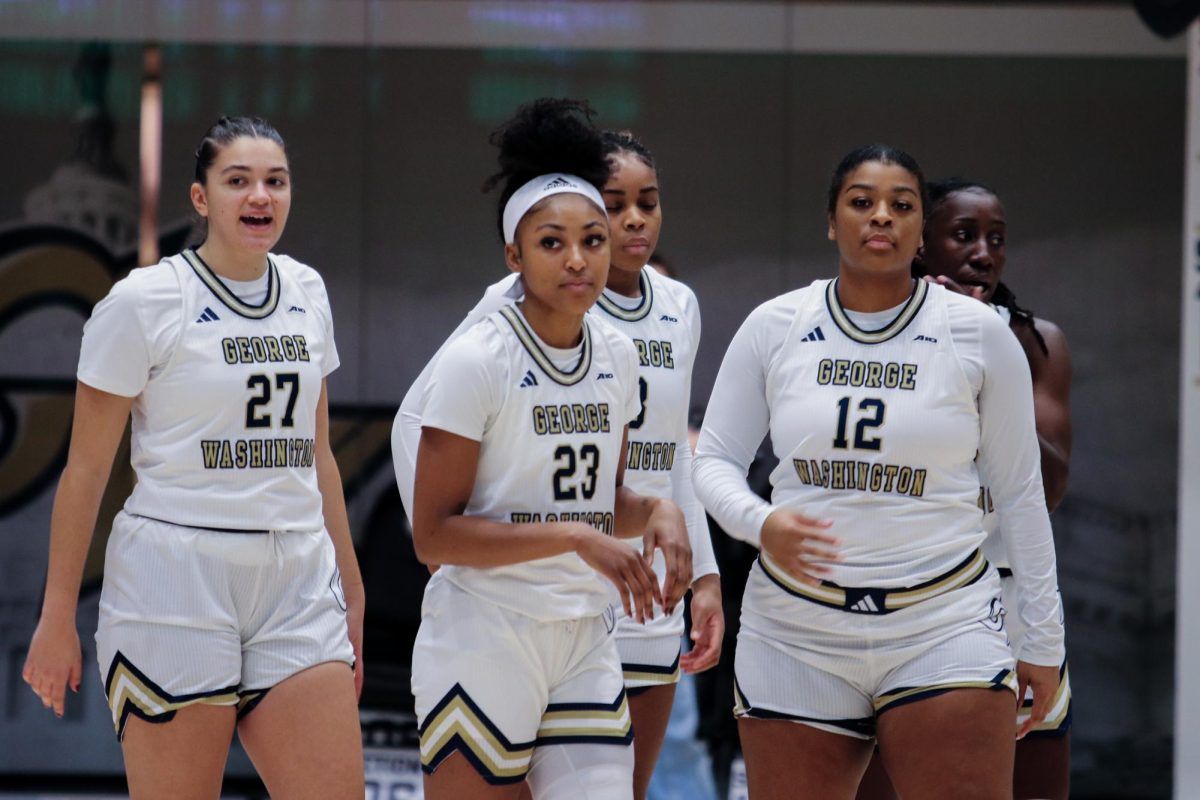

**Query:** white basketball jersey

left=593, top=268, right=716, bottom=621
left=79, top=249, right=337, bottom=531
left=421, top=305, right=641, bottom=621
left=761, top=279, right=984, bottom=586
left=594, top=268, right=698, bottom=504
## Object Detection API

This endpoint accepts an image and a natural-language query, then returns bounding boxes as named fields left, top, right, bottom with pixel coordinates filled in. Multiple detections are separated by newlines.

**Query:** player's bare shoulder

left=1013, top=315, right=1070, bottom=383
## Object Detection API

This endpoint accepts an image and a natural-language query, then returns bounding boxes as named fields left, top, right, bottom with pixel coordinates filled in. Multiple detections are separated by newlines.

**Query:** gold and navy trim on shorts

left=758, top=548, right=988, bottom=615
left=825, top=277, right=927, bottom=344
left=874, top=668, right=1018, bottom=716
left=623, top=649, right=682, bottom=692
left=1019, top=662, right=1073, bottom=737
left=997, top=568, right=1072, bottom=735
left=499, top=305, right=593, bottom=386
left=733, top=677, right=876, bottom=737
left=535, top=689, right=633, bottom=746
left=418, top=683, right=537, bottom=784
left=104, top=651, right=239, bottom=740
left=236, top=688, right=271, bottom=719
left=182, top=248, right=280, bottom=319
left=596, top=268, right=653, bottom=322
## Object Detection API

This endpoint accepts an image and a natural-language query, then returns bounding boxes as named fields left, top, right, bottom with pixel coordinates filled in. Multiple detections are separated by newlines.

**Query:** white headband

left=502, top=173, right=607, bottom=244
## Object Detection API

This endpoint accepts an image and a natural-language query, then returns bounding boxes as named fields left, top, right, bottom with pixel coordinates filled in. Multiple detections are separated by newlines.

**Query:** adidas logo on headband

left=502, top=172, right=607, bottom=244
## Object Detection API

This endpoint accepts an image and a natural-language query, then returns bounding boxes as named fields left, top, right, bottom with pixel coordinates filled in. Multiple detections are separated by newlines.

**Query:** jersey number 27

left=245, top=373, right=300, bottom=429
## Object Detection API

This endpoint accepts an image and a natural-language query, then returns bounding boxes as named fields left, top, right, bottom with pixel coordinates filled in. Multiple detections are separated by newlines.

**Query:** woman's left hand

left=680, top=573, right=724, bottom=674
left=641, top=500, right=693, bottom=615
left=1015, top=660, right=1058, bottom=739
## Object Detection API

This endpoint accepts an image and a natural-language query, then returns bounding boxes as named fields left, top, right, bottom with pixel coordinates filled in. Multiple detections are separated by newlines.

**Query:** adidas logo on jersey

left=847, top=595, right=880, bottom=614
left=914, top=334, right=938, bottom=343
left=596, top=372, right=613, bottom=380
left=543, top=176, right=575, bottom=190
left=519, top=370, right=538, bottom=388
left=800, top=326, right=825, bottom=342
left=659, top=314, right=678, bottom=323
left=196, top=307, right=220, bottom=323
left=288, top=305, right=306, bottom=314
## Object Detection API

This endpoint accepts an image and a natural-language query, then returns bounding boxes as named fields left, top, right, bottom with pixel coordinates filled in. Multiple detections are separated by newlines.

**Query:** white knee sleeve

left=527, top=742, right=634, bottom=800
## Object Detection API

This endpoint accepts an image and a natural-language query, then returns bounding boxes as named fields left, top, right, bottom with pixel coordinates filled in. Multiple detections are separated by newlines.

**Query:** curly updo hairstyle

left=482, top=98, right=612, bottom=243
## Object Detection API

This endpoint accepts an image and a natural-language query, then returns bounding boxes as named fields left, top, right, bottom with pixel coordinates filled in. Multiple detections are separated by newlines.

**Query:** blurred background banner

left=0, top=2, right=1188, bottom=798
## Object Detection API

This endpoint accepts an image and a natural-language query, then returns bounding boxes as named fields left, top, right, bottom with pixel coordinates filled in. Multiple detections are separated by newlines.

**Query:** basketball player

left=409, top=98, right=692, bottom=800
left=590, top=132, right=721, bottom=800
left=855, top=178, right=1075, bottom=800
left=692, top=145, right=1065, bottom=799
left=921, top=178, right=1073, bottom=799
left=394, top=130, right=722, bottom=800
left=22, top=117, right=364, bottom=799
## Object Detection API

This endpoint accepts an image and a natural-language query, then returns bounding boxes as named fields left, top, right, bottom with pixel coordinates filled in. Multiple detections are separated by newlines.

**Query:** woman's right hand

left=923, top=274, right=986, bottom=302
left=760, top=509, right=839, bottom=586
left=22, top=612, right=82, bottom=718
left=573, top=526, right=663, bottom=624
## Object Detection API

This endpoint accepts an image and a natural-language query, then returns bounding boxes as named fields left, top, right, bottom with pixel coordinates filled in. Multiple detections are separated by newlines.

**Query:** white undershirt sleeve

left=692, top=303, right=778, bottom=549
left=975, top=312, right=1065, bottom=666
left=670, top=291, right=717, bottom=579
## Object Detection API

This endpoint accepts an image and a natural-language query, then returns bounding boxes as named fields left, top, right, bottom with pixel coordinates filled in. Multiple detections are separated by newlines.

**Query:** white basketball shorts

left=412, top=574, right=632, bottom=786
left=733, top=557, right=1015, bottom=739
left=613, top=600, right=683, bottom=692
left=96, top=511, right=353, bottom=738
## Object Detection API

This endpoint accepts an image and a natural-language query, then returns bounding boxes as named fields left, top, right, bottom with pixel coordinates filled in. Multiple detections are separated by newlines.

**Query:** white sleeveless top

left=77, top=249, right=338, bottom=531
left=421, top=305, right=640, bottom=621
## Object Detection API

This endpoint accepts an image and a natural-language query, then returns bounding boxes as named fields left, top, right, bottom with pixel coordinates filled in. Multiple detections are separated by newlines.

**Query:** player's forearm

left=613, top=486, right=666, bottom=538
left=413, top=516, right=586, bottom=567
left=691, top=571, right=721, bottom=597
left=41, top=464, right=108, bottom=619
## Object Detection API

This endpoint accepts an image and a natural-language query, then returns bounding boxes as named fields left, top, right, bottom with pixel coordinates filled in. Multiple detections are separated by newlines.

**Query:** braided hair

left=926, top=178, right=1048, bottom=356
left=482, top=98, right=612, bottom=243
left=602, top=129, right=656, bottom=172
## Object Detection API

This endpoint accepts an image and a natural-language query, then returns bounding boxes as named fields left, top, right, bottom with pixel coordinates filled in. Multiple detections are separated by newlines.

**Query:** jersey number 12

left=832, top=397, right=884, bottom=451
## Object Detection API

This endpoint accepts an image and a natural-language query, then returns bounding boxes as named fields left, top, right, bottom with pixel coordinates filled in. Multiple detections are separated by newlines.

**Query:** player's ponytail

left=992, top=282, right=1048, bottom=356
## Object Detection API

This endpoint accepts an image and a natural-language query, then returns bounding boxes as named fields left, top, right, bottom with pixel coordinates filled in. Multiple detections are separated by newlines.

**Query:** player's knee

left=528, top=743, right=633, bottom=800
left=533, top=762, right=631, bottom=800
